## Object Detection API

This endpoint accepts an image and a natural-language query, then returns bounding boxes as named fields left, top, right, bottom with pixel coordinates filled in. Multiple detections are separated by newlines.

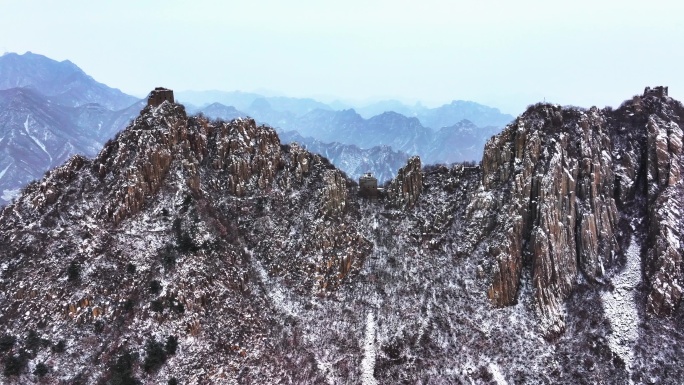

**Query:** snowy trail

left=600, top=240, right=641, bottom=383
left=24, top=115, right=52, bottom=163
left=361, top=312, right=378, bottom=385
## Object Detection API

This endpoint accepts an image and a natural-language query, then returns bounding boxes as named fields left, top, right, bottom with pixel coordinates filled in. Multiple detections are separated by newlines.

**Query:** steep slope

left=1, top=94, right=684, bottom=384
left=0, top=102, right=378, bottom=384
left=0, top=52, right=137, bottom=110
left=0, top=88, right=102, bottom=202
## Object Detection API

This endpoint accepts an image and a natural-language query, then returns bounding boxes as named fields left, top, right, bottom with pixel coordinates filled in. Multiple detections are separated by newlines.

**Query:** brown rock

left=480, top=104, right=618, bottom=334
left=387, top=156, right=423, bottom=209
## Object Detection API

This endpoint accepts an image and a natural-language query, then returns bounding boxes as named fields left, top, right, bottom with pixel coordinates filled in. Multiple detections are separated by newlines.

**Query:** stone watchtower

left=643, top=86, right=668, bottom=98
left=147, top=87, right=175, bottom=107
left=359, top=172, right=378, bottom=199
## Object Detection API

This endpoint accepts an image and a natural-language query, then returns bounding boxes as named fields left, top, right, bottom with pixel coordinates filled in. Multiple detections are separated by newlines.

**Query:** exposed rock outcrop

left=479, top=96, right=684, bottom=334
left=320, top=170, right=348, bottom=217
left=387, top=156, right=423, bottom=209
left=645, top=115, right=684, bottom=315
left=91, top=103, right=286, bottom=223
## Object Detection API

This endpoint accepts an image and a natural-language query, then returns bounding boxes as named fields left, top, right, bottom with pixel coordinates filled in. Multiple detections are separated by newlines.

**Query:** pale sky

left=1, top=0, right=682, bottom=114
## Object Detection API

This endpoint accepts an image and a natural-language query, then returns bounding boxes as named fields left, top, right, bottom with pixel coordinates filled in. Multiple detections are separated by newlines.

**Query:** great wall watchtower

left=147, top=87, right=175, bottom=107
left=643, top=86, right=668, bottom=98
left=359, top=173, right=379, bottom=199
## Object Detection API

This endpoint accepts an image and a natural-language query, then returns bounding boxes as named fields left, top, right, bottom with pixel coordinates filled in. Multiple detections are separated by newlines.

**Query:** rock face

left=320, top=170, right=348, bottom=217
left=479, top=96, right=684, bottom=334
left=92, top=103, right=286, bottom=224
left=644, top=115, right=684, bottom=315
left=386, top=156, right=422, bottom=208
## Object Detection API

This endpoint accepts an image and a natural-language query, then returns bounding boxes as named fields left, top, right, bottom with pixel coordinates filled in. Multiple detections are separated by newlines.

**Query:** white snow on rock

left=1, top=188, right=20, bottom=201
left=488, top=362, right=508, bottom=385
left=0, top=163, right=11, bottom=180
left=600, top=239, right=642, bottom=383
left=24, top=114, right=52, bottom=163
left=253, top=255, right=301, bottom=318
left=361, top=312, right=378, bottom=385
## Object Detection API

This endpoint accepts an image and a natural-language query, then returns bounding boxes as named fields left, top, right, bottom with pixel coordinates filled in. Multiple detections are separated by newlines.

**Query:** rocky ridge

left=0, top=94, right=683, bottom=383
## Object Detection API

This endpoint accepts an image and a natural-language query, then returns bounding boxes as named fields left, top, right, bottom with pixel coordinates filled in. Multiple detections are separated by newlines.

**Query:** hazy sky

left=1, top=0, right=682, bottom=113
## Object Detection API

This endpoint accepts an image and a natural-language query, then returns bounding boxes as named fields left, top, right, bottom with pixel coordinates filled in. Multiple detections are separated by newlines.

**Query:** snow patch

left=360, top=312, right=377, bottom=385
left=24, top=115, right=52, bottom=163
left=252, top=253, right=301, bottom=317
left=0, top=163, right=11, bottom=180
left=600, top=239, right=641, bottom=383
left=314, top=359, right=335, bottom=385
left=1, top=189, right=20, bottom=201
left=488, top=362, right=508, bottom=385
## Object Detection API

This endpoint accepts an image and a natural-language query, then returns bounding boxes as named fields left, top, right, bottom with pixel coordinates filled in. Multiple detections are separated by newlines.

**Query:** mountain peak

left=0, top=51, right=137, bottom=110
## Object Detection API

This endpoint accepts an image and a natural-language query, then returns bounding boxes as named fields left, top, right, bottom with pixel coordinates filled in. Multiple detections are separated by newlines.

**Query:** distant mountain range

left=0, top=52, right=144, bottom=204
left=277, top=131, right=409, bottom=183
left=179, top=90, right=514, bottom=128
left=197, top=103, right=501, bottom=165
left=0, top=52, right=137, bottom=110
left=184, top=91, right=511, bottom=166
left=0, top=52, right=512, bottom=204
left=355, top=99, right=514, bottom=128
left=177, top=90, right=332, bottom=115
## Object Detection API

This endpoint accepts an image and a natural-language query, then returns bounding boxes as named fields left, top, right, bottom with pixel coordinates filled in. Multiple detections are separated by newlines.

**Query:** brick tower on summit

left=147, top=87, right=174, bottom=107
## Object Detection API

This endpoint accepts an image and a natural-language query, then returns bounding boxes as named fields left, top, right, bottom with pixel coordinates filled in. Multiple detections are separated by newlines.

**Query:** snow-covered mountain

left=1, top=91, right=683, bottom=383
left=0, top=52, right=143, bottom=205
left=0, top=52, right=138, bottom=110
